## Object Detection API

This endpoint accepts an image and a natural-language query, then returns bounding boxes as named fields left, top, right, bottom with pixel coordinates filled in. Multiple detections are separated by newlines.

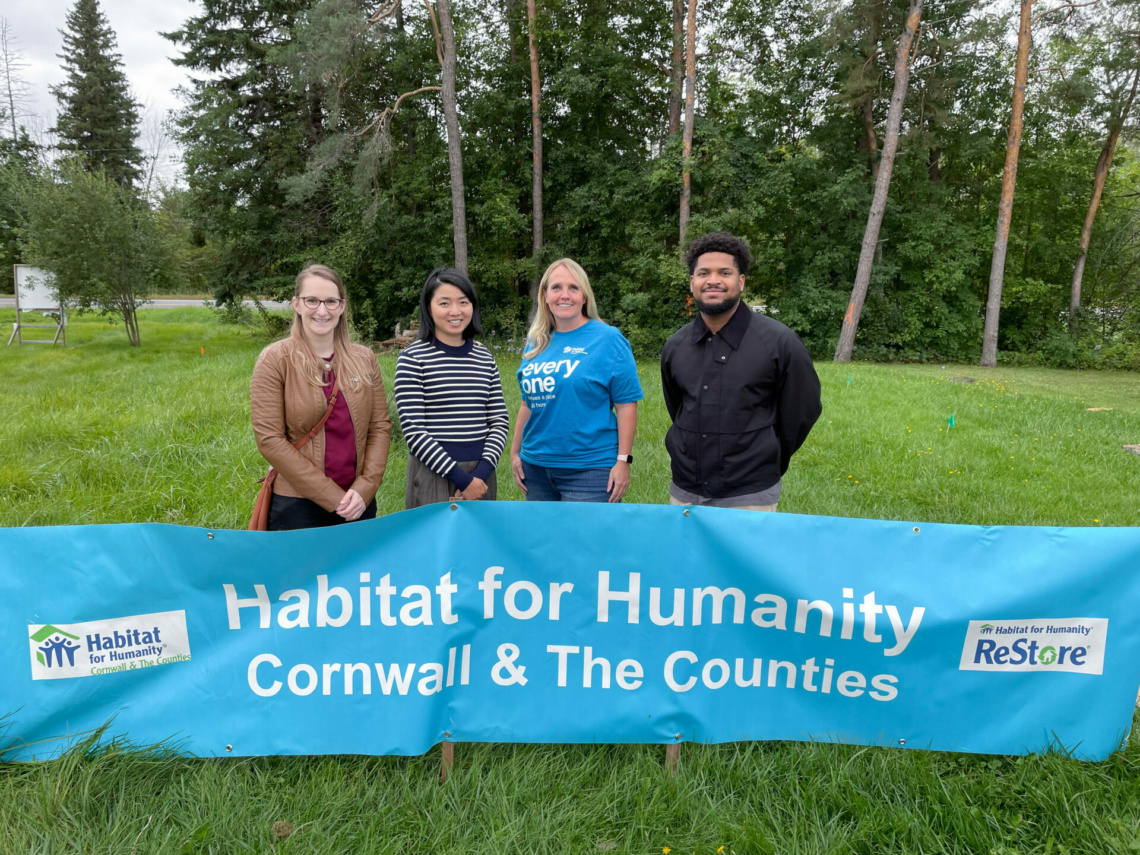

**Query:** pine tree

left=50, top=0, right=142, bottom=187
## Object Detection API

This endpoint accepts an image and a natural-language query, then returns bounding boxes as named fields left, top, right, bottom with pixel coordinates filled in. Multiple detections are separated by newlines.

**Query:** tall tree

left=437, top=0, right=468, bottom=274
left=1, top=18, right=32, bottom=141
left=679, top=0, right=697, bottom=249
left=668, top=0, right=685, bottom=136
left=527, top=0, right=544, bottom=300
left=834, top=0, right=924, bottom=362
left=980, top=0, right=1032, bottom=367
left=1068, top=4, right=1140, bottom=338
left=50, top=0, right=143, bottom=187
left=1070, top=65, right=1140, bottom=338
left=165, top=0, right=321, bottom=300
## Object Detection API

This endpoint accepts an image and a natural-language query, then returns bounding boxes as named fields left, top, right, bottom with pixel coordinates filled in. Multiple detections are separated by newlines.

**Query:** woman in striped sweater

left=394, top=268, right=510, bottom=510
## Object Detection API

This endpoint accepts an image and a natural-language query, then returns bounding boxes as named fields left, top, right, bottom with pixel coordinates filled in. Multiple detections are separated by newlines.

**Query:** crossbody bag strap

left=250, top=374, right=343, bottom=533
left=292, top=372, right=341, bottom=451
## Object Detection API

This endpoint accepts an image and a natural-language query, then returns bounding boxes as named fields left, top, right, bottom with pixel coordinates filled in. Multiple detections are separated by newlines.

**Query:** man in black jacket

left=661, top=232, right=821, bottom=511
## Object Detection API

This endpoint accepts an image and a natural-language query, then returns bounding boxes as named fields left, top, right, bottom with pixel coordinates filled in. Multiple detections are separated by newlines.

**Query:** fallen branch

left=353, top=85, right=441, bottom=138
left=1032, top=0, right=1100, bottom=27
left=368, top=0, right=402, bottom=24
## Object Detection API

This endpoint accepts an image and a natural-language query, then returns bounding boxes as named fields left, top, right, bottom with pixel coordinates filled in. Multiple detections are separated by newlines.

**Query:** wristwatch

left=616, top=454, right=633, bottom=464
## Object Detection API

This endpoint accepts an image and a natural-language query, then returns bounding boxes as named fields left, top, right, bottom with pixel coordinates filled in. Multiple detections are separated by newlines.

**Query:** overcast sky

left=4, top=0, right=199, bottom=183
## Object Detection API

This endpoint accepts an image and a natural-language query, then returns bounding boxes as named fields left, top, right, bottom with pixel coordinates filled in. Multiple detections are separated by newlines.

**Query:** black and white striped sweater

left=394, top=338, right=509, bottom=489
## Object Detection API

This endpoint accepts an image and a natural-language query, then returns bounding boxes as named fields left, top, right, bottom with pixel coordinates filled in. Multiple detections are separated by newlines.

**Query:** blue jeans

left=521, top=461, right=614, bottom=502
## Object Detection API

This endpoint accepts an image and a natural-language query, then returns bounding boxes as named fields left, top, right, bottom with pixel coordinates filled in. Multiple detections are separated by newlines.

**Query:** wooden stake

left=440, top=742, right=454, bottom=783
left=665, top=743, right=681, bottom=772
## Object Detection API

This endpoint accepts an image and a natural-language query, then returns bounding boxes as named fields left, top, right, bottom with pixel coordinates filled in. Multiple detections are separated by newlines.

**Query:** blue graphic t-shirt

left=517, top=319, right=644, bottom=469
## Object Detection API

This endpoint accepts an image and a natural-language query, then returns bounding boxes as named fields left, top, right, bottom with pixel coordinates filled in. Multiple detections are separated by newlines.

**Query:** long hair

left=523, top=258, right=600, bottom=359
left=290, top=264, right=376, bottom=387
left=417, top=267, right=483, bottom=342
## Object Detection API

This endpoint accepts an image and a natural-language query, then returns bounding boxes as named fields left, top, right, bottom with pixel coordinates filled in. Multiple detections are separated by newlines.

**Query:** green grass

left=3, top=308, right=1140, bottom=854
left=2, top=308, right=1138, bottom=528
left=3, top=728, right=1140, bottom=854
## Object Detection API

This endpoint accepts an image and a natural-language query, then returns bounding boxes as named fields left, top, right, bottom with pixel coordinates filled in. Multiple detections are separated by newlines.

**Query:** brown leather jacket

left=250, top=338, right=391, bottom=511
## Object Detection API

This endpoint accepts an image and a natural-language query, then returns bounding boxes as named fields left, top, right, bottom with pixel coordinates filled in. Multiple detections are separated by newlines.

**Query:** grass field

left=2, top=309, right=1140, bottom=854
left=2, top=307, right=1138, bottom=529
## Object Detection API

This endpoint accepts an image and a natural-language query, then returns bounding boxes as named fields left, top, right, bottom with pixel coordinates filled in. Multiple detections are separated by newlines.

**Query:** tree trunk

left=668, top=0, right=684, bottom=136
left=1070, top=65, right=1140, bottom=339
left=1, top=19, right=28, bottom=141
left=980, top=0, right=1031, bottom=368
left=928, top=146, right=941, bottom=181
left=833, top=0, right=923, bottom=363
left=3, top=51, right=18, bottom=141
left=507, top=0, right=519, bottom=65
left=123, top=299, right=140, bottom=346
left=925, top=42, right=942, bottom=182
left=527, top=0, right=543, bottom=303
left=437, top=0, right=468, bottom=275
left=678, top=0, right=696, bottom=250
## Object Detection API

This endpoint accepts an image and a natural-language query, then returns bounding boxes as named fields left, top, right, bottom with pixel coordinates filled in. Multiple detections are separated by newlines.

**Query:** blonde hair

left=523, top=258, right=601, bottom=359
left=290, top=264, right=376, bottom=387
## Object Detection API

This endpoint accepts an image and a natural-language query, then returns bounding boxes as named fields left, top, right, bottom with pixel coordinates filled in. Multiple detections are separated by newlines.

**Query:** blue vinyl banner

left=3, top=503, right=1140, bottom=761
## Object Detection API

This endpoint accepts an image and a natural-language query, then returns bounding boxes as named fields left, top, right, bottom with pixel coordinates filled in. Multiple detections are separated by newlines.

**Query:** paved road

left=0, top=298, right=291, bottom=310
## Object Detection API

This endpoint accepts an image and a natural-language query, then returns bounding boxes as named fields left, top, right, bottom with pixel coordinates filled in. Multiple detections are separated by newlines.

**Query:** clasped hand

left=336, top=488, right=366, bottom=520
left=453, top=477, right=488, bottom=501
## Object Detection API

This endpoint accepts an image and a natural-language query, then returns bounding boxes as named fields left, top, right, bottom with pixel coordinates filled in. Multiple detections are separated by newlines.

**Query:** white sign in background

left=14, top=265, right=58, bottom=311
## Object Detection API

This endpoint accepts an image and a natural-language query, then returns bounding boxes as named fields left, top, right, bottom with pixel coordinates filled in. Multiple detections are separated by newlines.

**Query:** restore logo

left=958, top=618, right=1107, bottom=675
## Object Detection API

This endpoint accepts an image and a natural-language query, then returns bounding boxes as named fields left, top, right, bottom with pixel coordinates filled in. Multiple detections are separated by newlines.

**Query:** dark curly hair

left=685, top=232, right=752, bottom=276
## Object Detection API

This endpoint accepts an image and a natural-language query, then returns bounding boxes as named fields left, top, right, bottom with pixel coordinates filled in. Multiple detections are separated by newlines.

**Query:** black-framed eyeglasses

left=300, top=297, right=344, bottom=310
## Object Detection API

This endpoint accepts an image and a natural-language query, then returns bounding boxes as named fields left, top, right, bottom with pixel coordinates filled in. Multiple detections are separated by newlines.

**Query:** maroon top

left=321, top=360, right=357, bottom=490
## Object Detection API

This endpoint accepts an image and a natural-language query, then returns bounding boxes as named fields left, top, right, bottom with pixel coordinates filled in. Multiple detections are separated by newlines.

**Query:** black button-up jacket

left=660, top=304, right=822, bottom=498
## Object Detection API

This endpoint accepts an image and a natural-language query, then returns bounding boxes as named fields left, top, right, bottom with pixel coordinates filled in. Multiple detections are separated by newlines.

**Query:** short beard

left=693, top=293, right=741, bottom=316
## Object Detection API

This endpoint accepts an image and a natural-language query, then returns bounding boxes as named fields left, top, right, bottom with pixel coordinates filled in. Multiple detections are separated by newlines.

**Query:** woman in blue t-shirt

left=509, top=258, right=643, bottom=502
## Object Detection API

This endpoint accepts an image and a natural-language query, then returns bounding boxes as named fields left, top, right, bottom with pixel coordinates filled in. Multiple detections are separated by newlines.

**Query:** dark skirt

left=405, top=455, right=498, bottom=510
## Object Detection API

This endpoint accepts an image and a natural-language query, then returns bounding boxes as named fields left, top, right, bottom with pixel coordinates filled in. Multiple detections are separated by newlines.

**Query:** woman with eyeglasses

left=250, top=264, right=392, bottom=530
left=394, top=268, right=509, bottom=509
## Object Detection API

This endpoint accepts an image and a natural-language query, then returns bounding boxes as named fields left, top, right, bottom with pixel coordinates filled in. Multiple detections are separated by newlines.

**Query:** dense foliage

left=0, top=131, right=38, bottom=273
left=158, top=0, right=1140, bottom=364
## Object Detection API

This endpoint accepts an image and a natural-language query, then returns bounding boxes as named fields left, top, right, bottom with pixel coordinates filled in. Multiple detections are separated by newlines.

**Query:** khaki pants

left=669, top=495, right=777, bottom=513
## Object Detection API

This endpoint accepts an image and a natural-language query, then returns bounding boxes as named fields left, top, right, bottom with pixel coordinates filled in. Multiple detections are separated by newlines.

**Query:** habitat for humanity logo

left=959, top=618, right=1107, bottom=675
left=28, top=610, right=191, bottom=681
